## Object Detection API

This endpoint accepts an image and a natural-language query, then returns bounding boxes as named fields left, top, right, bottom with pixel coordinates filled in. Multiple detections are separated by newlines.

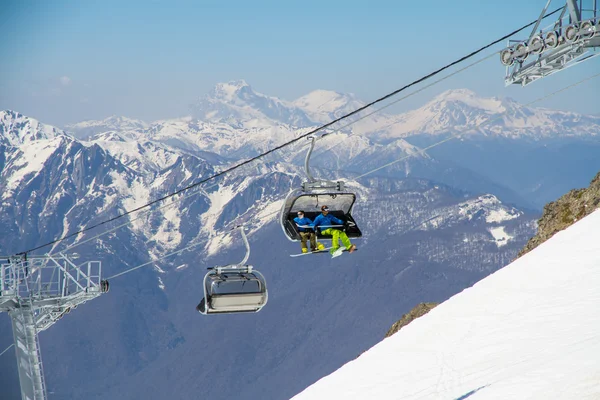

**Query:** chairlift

left=280, top=137, right=363, bottom=242
left=196, top=227, right=268, bottom=315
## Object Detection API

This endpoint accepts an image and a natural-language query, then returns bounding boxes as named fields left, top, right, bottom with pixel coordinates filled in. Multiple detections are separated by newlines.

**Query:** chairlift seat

left=280, top=191, right=363, bottom=241
left=209, top=293, right=267, bottom=313
left=197, top=265, right=268, bottom=315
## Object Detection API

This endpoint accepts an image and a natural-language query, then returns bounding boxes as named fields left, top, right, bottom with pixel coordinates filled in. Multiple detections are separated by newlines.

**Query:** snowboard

left=289, top=246, right=358, bottom=258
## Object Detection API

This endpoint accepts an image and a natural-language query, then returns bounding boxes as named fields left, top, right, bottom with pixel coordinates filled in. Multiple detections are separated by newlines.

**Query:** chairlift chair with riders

left=280, top=137, right=363, bottom=242
left=196, top=227, right=268, bottom=315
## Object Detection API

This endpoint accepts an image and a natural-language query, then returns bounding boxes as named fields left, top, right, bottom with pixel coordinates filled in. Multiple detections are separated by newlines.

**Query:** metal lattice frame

left=0, top=254, right=108, bottom=400
left=502, top=0, right=600, bottom=86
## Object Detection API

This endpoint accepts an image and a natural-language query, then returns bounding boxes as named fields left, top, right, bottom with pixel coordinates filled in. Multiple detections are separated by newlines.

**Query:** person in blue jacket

left=293, top=210, right=324, bottom=253
left=312, top=205, right=357, bottom=255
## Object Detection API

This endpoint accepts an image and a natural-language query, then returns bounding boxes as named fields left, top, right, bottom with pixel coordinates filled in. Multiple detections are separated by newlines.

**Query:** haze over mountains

left=63, top=79, right=600, bottom=208
left=0, top=81, right=598, bottom=399
left=67, top=80, right=600, bottom=144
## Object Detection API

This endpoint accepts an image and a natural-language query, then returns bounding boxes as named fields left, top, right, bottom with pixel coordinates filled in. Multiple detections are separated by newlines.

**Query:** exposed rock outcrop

left=518, top=171, right=600, bottom=258
left=384, top=302, right=439, bottom=338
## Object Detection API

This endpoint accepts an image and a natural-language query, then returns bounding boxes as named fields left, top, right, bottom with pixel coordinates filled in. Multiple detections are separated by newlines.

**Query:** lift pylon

left=0, top=253, right=108, bottom=400
left=501, top=0, right=600, bottom=86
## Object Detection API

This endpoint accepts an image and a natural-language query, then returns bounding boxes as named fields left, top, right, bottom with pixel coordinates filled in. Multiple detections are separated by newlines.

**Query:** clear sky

left=1, top=0, right=599, bottom=126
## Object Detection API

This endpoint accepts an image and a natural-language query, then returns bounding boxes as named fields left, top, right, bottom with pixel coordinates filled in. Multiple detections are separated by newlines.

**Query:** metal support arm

left=239, top=226, right=250, bottom=266
left=304, top=137, right=317, bottom=183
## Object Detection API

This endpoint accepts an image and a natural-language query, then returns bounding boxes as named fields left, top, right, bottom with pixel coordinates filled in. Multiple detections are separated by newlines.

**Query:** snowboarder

left=311, top=205, right=357, bottom=256
left=293, top=210, right=324, bottom=253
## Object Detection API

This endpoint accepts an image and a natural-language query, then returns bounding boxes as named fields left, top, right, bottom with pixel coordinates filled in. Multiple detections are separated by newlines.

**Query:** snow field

left=293, top=209, right=600, bottom=400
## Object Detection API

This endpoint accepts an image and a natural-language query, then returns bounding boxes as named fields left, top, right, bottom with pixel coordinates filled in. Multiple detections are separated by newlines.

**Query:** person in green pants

left=311, top=205, right=357, bottom=255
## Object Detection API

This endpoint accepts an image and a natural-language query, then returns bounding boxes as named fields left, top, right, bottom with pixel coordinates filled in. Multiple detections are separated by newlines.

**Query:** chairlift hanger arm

left=304, top=137, right=316, bottom=183
left=301, top=136, right=346, bottom=192
left=239, top=226, right=250, bottom=266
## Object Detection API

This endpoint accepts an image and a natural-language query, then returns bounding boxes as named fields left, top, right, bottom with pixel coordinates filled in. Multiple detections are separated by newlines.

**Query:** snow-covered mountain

left=68, top=83, right=600, bottom=152
left=292, top=208, right=600, bottom=400
left=190, top=79, right=314, bottom=128
left=293, top=89, right=365, bottom=123
left=0, top=108, right=542, bottom=400
left=0, top=110, right=67, bottom=146
left=144, top=116, right=314, bottom=159
left=0, top=110, right=219, bottom=255
left=375, top=88, right=600, bottom=140
left=86, top=130, right=186, bottom=174
left=1, top=83, right=597, bottom=399
left=65, top=115, right=149, bottom=139
left=0, top=111, right=83, bottom=202
left=63, top=82, right=600, bottom=209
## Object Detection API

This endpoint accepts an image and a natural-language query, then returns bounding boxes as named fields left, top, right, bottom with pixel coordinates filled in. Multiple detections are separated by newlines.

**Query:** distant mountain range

left=62, top=80, right=600, bottom=208
left=67, top=80, right=600, bottom=146
left=0, top=81, right=598, bottom=400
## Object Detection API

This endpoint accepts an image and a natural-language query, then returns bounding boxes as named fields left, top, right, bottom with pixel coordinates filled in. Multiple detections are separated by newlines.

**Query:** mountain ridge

left=518, top=171, right=600, bottom=257
left=60, top=81, right=600, bottom=146
left=50, top=81, right=600, bottom=212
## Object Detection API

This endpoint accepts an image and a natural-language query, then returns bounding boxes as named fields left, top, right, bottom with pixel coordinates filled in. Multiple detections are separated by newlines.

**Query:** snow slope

left=0, top=110, right=66, bottom=146
left=293, top=209, right=600, bottom=400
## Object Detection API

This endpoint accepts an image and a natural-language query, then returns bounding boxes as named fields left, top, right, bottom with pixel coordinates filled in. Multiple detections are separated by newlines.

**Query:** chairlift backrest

left=198, top=266, right=268, bottom=315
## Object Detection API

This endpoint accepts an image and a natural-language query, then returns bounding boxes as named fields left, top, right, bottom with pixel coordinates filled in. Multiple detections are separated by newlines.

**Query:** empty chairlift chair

left=196, top=227, right=268, bottom=315
left=280, top=136, right=363, bottom=243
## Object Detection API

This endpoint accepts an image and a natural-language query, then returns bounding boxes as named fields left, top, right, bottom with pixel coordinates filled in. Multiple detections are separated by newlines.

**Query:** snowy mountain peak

left=193, top=80, right=313, bottom=127
left=293, top=90, right=366, bottom=124
left=293, top=90, right=362, bottom=113
left=65, top=115, right=148, bottom=134
left=427, top=88, right=505, bottom=114
left=89, top=130, right=128, bottom=142
left=433, top=88, right=478, bottom=100
left=209, top=80, right=253, bottom=102
left=0, top=110, right=67, bottom=146
left=375, top=87, right=600, bottom=139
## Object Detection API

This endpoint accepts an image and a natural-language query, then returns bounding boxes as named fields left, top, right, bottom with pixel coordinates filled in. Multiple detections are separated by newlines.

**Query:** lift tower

left=501, top=0, right=600, bottom=85
left=0, top=254, right=108, bottom=400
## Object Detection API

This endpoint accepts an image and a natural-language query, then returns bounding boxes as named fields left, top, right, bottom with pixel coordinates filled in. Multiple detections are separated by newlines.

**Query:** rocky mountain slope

left=518, top=171, right=600, bottom=257
left=384, top=302, right=438, bottom=338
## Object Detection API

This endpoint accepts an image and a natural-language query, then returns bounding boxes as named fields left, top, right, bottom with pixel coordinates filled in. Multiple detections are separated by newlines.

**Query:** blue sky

left=1, top=0, right=598, bottom=126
